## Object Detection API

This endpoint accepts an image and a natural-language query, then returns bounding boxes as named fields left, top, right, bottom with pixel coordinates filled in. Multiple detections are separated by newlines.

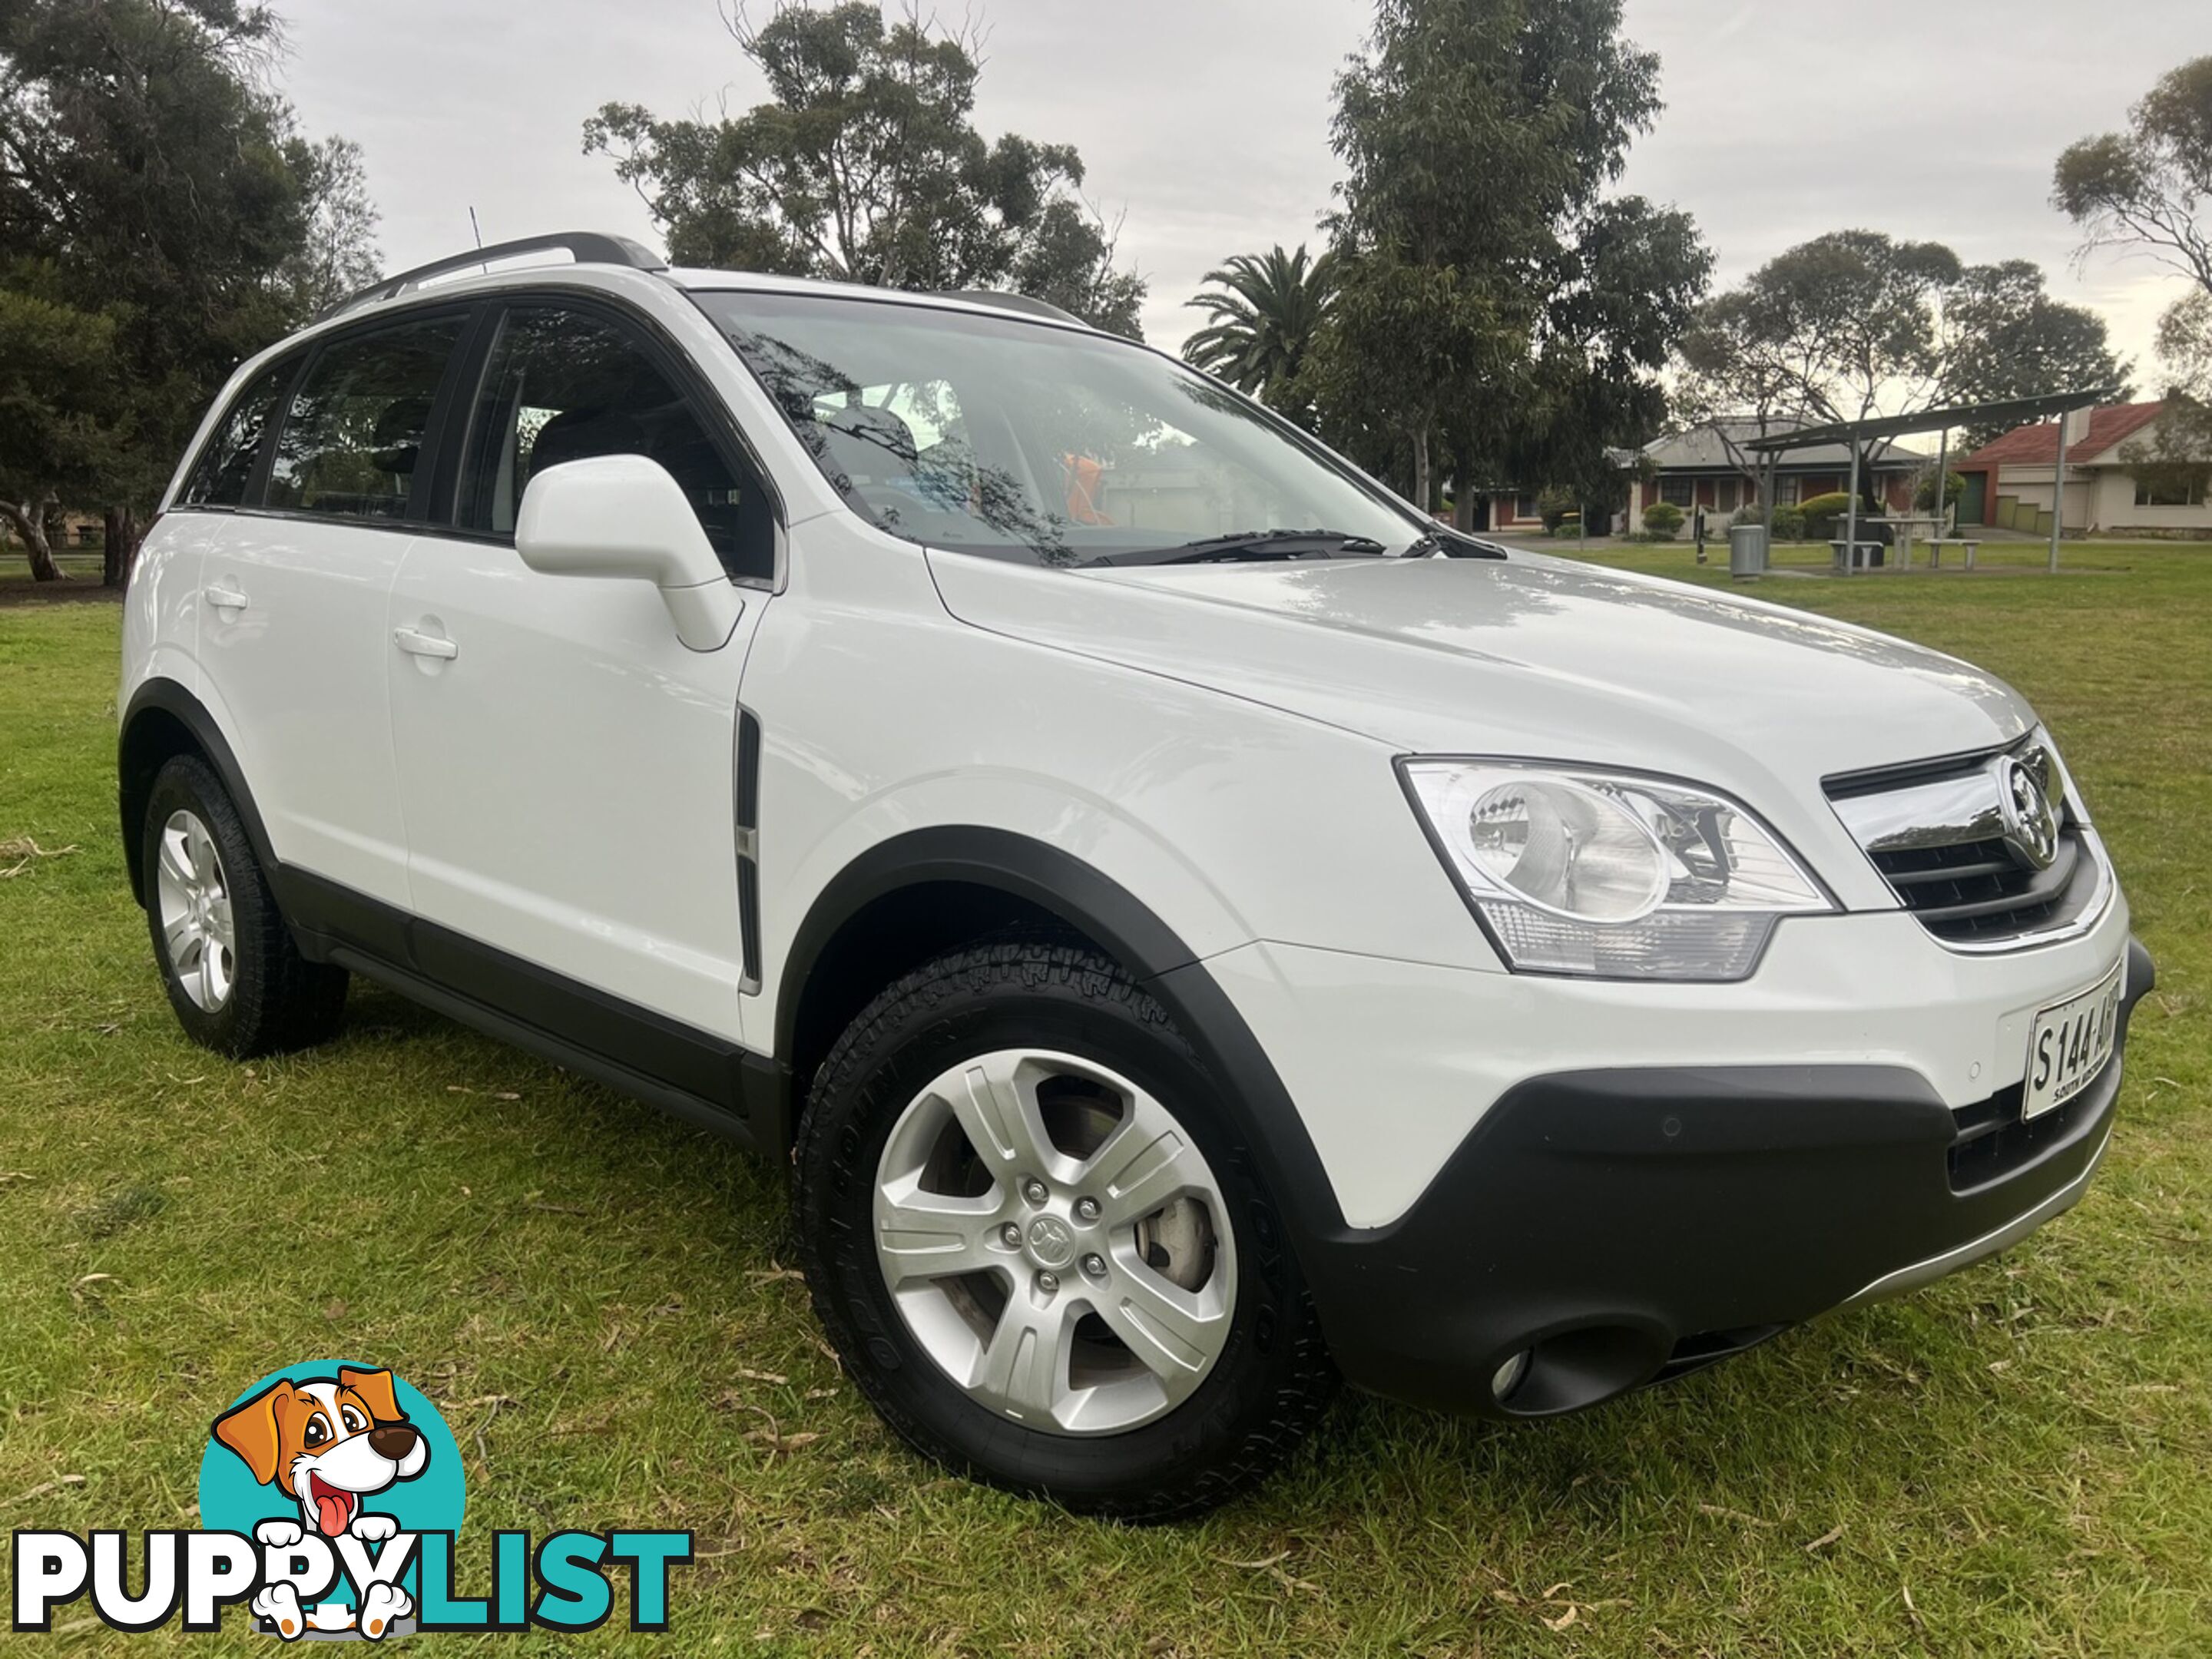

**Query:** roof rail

left=937, top=289, right=1086, bottom=326
left=315, top=232, right=670, bottom=323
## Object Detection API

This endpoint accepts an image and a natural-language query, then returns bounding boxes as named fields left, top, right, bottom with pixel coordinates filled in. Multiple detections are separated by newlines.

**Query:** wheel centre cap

left=1025, top=1215, right=1075, bottom=1269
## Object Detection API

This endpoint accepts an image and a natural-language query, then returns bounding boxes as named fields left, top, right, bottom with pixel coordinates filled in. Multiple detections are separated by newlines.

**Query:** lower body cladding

left=1217, top=926, right=2155, bottom=1421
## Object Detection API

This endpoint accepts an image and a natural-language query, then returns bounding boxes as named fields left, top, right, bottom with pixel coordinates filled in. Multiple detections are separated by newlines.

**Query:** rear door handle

left=204, top=584, right=249, bottom=611
left=392, top=625, right=459, bottom=661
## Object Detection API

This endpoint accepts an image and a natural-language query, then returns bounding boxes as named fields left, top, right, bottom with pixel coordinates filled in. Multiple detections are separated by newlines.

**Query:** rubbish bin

left=1728, top=522, right=1769, bottom=578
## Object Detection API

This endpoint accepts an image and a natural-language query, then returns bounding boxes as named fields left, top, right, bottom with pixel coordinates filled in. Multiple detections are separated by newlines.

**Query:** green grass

left=2, top=548, right=2207, bottom=1655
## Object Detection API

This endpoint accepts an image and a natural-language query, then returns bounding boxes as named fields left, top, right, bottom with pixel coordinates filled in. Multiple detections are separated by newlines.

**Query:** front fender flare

left=775, top=826, right=1352, bottom=1243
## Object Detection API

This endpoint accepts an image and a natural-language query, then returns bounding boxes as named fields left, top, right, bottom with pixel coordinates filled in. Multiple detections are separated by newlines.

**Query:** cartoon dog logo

left=213, top=1366, right=429, bottom=1640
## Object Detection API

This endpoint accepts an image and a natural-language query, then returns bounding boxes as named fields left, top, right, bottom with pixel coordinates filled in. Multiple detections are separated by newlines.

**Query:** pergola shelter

left=1743, top=388, right=2120, bottom=574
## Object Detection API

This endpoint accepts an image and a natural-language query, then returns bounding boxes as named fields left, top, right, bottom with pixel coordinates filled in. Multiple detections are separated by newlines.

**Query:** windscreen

left=693, top=290, right=1426, bottom=567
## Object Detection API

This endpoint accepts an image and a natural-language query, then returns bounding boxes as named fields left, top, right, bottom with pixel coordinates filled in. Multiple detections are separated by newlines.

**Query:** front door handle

left=204, top=583, right=249, bottom=611
left=392, top=625, right=459, bottom=661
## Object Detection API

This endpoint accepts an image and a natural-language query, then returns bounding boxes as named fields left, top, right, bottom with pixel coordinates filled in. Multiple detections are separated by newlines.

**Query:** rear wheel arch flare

left=120, top=681, right=275, bottom=909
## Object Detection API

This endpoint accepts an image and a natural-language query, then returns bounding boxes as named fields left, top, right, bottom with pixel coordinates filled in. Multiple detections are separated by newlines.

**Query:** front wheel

left=793, top=937, right=1337, bottom=1522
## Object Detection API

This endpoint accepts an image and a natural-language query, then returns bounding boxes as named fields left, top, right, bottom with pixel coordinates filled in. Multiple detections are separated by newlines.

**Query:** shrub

left=1914, top=470, right=1969, bottom=512
left=1726, top=504, right=1808, bottom=540
left=1536, top=486, right=1578, bottom=531
left=1798, top=492, right=1854, bottom=538
left=1642, top=501, right=1684, bottom=538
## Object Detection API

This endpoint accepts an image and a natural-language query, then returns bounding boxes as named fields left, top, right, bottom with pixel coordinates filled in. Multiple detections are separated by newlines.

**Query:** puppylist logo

left=12, top=1359, right=691, bottom=1640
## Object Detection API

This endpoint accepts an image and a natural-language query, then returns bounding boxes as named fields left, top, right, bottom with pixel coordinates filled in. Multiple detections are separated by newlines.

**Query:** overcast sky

left=280, top=0, right=2206, bottom=384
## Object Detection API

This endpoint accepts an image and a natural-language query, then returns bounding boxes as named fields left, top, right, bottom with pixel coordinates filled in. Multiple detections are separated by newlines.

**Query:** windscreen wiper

left=1402, top=528, right=1509, bottom=560
left=1080, top=528, right=1389, bottom=568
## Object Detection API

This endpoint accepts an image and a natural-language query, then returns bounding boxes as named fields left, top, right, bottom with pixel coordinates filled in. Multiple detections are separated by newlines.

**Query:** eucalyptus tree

left=2056, top=55, right=2212, bottom=493
left=584, top=1, right=1145, bottom=335
left=0, top=0, right=379, bottom=581
left=1310, top=0, right=1702, bottom=515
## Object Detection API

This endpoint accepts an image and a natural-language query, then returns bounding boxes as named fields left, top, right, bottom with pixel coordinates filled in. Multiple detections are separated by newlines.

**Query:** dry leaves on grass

left=1529, top=1584, right=1631, bottom=1632
left=735, top=1403, right=821, bottom=1458
left=1803, top=1524, right=1846, bottom=1552
left=1212, top=1549, right=1321, bottom=1597
left=0, top=837, right=78, bottom=878
left=9, top=1474, right=85, bottom=1507
left=1696, top=1502, right=1776, bottom=1528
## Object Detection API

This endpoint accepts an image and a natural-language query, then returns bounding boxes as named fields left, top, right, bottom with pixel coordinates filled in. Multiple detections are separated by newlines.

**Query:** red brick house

left=1955, top=402, right=2208, bottom=537
left=1617, top=421, right=1923, bottom=535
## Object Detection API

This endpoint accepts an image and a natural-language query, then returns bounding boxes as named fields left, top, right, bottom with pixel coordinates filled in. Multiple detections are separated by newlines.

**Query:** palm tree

left=1182, top=245, right=1337, bottom=413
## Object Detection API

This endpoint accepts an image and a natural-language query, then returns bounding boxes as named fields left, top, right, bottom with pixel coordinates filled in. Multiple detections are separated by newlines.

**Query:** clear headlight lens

left=1402, top=760, right=1834, bottom=980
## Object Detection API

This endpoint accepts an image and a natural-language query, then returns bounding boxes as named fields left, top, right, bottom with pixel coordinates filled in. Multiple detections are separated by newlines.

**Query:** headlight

left=1401, top=760, right=1834, bottom=980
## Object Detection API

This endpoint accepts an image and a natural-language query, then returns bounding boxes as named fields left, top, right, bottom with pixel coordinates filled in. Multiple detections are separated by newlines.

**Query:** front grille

left=1872, top=826, right=2086, bottom=942
left=1827, top=737, right=2108, bottom=949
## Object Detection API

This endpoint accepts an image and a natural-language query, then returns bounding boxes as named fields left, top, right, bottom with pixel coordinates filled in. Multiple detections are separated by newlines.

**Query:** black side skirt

left=278, top=866, right=787, bottom=1164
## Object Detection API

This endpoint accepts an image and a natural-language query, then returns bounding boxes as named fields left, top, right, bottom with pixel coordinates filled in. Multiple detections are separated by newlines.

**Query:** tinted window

left=458, top=305, right=773, bottom=579
left=181, top=356, right=296, bottom=508
left=266, top=316, right=465, bottom=520
left=695, top=290, right=1423, bottom=568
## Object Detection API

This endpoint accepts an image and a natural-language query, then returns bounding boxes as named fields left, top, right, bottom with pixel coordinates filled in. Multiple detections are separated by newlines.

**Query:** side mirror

left=515, top=454, right=744, bottom=651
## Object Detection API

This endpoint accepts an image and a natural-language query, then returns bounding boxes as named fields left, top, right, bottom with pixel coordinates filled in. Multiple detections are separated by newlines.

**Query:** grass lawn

left=1, top=545, right=2206, bottom=1655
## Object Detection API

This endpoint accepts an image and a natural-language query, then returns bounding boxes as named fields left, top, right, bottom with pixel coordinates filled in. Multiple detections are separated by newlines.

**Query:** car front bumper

left=1210, top=922, right=2154, bottom=1419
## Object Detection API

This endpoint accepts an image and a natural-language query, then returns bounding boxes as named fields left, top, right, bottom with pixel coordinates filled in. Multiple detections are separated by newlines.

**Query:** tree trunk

left=103, top=505, right=141, bottom=587
left=1412, top=426, right=1432, bottom=518
left=1451, top=441, right=1476, bottom=531
left=2, top=500, right=65, bottom=582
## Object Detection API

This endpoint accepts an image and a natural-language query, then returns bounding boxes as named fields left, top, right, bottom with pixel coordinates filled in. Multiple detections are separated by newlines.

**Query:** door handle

left=204, top=584, right=249, bottom=611
left=392, top=625, right=459, bottom=661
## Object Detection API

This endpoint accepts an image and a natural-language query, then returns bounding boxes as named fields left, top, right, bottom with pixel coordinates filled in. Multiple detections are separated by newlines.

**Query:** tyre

left=794, top=935, right=1337, bottom=1521
left=141, top=753, right=348, bottom=1058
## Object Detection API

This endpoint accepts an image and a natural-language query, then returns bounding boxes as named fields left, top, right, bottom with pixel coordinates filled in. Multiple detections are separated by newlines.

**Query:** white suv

left=122, top=233, right=2152, bottom=1520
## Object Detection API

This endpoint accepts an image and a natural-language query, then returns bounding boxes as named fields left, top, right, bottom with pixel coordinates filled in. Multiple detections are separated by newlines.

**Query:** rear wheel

left=142, top=754, right=347, bottom=1057
left=794, top=936, right=1337, bottom=1521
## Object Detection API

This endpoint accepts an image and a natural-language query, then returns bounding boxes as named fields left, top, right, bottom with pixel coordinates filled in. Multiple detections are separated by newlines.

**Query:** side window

left=458, top=305, right=773, bottom=579
left=181, top=356, right=297, bottom=508
left=265, top=315, right=466, bottom=520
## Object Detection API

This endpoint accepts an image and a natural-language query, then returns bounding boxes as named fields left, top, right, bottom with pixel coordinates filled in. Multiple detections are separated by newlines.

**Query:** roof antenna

left=469, top=206, right=484, bottom=249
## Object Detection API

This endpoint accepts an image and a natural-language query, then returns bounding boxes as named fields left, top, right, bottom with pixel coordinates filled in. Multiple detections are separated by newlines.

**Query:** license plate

left=2023, top=958, right=2125, bottom=1121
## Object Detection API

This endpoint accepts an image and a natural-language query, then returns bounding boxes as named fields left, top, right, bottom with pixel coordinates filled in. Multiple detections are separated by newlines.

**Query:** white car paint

left=386, top=535, right=763, bottom=1039
left=192, top=515, right=416, bottom=910
left=127, top=256, right=2131, bottom=1243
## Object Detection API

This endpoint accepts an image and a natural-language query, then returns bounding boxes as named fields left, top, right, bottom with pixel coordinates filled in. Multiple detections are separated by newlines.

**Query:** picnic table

left=1874, top=515, right=1943, bottom=571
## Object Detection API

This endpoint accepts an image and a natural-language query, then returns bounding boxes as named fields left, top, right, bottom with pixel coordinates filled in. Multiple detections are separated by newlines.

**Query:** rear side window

left=456, top=304, right=773, bottom=579
left=265, top=316, right=466, bottom=520
left=180, top=356, right=297, bottom=508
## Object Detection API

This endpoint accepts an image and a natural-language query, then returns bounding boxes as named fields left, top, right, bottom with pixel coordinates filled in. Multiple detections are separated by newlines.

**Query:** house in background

left=1615, top=420, right=1925, bottom=535
left=1459, top=417, right=1926, bottom=535
left=1955, top=402, right=2210, bottom=538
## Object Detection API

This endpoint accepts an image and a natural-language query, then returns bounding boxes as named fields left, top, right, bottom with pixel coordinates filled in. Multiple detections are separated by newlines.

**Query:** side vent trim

left=736, top=708, right=763, bottom=992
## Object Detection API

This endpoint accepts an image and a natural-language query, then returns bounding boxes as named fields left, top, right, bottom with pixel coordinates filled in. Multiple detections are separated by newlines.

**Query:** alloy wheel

left=872, top=1048, right=1237, bottom=1435
left=154, top=809, right=236, bottom=1012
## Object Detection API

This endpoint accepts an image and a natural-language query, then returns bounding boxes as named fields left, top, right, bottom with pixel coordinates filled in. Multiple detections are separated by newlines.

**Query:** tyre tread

left=795, top=932, right=1337, bottom=1522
